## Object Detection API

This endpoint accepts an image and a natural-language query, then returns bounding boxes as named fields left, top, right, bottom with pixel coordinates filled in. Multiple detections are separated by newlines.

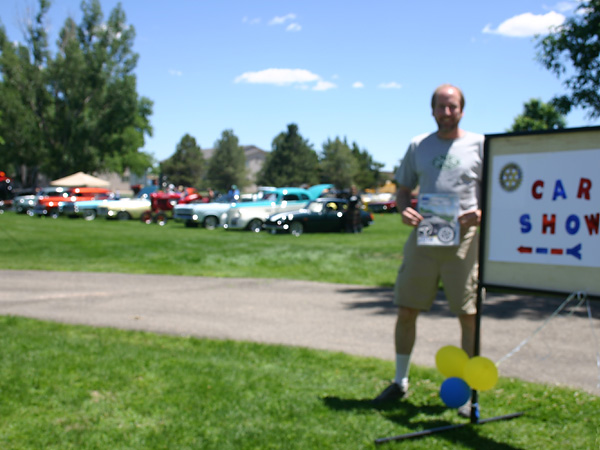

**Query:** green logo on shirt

left=433, top=155, right=460, bottom=170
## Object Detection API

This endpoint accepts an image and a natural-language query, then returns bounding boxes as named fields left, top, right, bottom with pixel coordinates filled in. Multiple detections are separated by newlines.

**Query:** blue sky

left=1, top=0, right=598, bottom=171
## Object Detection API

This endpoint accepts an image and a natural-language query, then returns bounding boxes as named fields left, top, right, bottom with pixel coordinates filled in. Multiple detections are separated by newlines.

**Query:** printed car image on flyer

left=417, top=194, right=460, bottom=246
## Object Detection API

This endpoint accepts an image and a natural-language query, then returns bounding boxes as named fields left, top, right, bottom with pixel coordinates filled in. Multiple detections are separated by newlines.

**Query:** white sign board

left=481, top=128, right=600, bottom=298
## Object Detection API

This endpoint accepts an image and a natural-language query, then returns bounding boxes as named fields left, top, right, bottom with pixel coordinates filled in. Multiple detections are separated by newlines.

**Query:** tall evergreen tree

left=258, top=123, right=319, bottom=187
left=160, top=134, right=205, bottom=188
left=319, top=137, right=358, bottom=189
left=0, top=0, right=153, bottom=185
left=206, top=129, right=247, bottom=192
left=351, top=142, right=384, bottom=189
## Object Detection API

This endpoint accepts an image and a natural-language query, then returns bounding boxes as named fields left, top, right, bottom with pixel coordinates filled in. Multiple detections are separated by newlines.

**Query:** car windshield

left=307, top=202, right=324, bottom=213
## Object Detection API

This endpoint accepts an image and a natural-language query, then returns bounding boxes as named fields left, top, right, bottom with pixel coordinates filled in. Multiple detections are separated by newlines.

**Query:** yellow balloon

left=463, top=356, right=499, bottom=391
left=435, top=345, right=469, bottom=378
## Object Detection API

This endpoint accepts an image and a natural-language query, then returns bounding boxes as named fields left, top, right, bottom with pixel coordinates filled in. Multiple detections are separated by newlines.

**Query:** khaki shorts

left=393, top=226, right=479, bottom=315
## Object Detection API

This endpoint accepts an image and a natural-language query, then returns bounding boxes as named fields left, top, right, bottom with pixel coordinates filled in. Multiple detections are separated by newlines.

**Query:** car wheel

left=290, top=221, right=304, bottom=237
left=116, top=211, right=131, bottom=221
left=155, top=213, right=168, bottom=226
left=437, top=225, right=456, bottom=243
left=247, top=219, right=263, bottom=233
left=140, top=211, right=153, bottom=224
left=83, top=210, right=97, bottom=221
left=204, top=216, right=219, bottom=230
left=418, top=222, right=434, bottom=237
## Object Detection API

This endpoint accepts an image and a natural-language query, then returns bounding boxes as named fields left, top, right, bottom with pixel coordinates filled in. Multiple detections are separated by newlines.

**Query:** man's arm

left=396, top=185, right=422, bottom=227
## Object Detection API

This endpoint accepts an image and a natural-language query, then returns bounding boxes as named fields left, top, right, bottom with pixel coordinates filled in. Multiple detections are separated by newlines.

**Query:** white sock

left=394, top=354, right=411, bottom=388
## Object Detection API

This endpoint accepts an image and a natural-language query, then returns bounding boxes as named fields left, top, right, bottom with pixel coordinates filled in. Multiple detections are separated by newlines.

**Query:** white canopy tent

left=50, top=172, right=110, bottom=188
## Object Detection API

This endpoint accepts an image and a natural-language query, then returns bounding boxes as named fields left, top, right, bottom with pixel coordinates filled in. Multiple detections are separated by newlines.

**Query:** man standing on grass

left=372, top=84, right=484, bottom=417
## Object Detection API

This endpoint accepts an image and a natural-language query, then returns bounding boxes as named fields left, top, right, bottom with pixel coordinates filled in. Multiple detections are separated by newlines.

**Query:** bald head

left=431, top=84, right=465, bottom=111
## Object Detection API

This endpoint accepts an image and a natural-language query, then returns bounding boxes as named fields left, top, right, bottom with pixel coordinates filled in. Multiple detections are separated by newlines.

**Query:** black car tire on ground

left=248, top=219, right=263, bottom=233
left=117, top=211, right=131, bottom=221
left=204, top=216, right=218, bottom=230
left=290, top=221, right=304, bottom=237
left=83, top=210, right=97, bottom=221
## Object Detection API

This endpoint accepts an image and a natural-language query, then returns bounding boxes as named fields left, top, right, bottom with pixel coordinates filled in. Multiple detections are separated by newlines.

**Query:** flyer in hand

left=417, top=193, right=460, bottom=246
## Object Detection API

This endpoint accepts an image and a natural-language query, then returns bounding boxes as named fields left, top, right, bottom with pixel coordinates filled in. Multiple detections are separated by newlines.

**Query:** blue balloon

left=440, top=377, right=471, bottom=408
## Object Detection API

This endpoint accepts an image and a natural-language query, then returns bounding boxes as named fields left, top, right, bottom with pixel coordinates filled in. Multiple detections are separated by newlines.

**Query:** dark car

left=264, top=197, right=374, bottom=236
left=417, top=213, right=457, bottom=244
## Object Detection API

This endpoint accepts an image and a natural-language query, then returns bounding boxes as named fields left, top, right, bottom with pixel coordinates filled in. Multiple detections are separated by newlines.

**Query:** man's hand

left=458, top=209, right=481, bottom=228
left=401, top=207, right=423, bottom=227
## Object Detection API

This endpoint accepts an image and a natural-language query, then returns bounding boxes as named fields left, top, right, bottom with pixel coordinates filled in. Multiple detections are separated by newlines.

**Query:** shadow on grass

left=321, top=396, right=523, bottom=449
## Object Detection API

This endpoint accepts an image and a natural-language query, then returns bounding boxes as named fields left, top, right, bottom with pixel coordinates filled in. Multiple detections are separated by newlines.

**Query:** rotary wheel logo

left=499, top=163, right=522, bottom=192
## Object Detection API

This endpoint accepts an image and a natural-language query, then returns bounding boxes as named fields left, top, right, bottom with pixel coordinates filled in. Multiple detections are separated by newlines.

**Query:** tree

left=0, top=0, right=153, bottom=186
left=258, top=124, right=319, bottom=187
left=0, top=2, right=51, bottom=186
left=160, top=134, right=205, bottom=188
left=319, top=137, right=358, bottom=189
left=536, top=0, right=600, bottom=118
left=351, top=142, right=385, bottom=189
left=206, top=129, right=247, bottom=192
left=508, top=98, right=567, bottom=132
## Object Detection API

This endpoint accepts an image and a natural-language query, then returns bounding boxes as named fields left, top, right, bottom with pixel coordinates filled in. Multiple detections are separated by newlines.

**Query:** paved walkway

left=1, top=270, right=599, bottom=395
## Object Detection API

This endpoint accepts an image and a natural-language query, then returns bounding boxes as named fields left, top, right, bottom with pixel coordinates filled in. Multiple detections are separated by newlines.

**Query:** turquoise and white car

left=224, top=184, right=333, bottom=232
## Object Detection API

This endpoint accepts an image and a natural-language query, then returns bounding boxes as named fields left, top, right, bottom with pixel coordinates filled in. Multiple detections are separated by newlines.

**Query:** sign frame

left=479, top=126, right=600, bottom=300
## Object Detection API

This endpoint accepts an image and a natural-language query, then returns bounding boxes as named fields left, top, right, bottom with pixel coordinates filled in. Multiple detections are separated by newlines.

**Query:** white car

left=224, top=184, right=333, bottom=232
left=173, top=199, right=234, bottom=229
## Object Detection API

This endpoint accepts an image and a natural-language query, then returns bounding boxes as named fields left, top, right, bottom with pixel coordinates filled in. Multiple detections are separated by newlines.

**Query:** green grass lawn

left=1, top=212, right=598, bottom=449
left=0, top=212, right=409, bottom=286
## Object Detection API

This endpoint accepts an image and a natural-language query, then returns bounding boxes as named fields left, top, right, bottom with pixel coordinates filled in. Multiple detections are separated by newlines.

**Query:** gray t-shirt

left=395, top=131, right=484, bottom=215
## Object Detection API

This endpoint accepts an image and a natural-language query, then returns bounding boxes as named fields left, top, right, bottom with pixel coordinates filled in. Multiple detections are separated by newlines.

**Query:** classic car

left=173, top=188, right=275, bottom=229
left=417, top=213, right=458, bottom=244
left=96, top=197, right=152, bottom=221
left=32, top=186, right=111, bottom=218
left=224, top=184, right=333, bottom=232
left=264, top=198, right=374, bottom=236
left=93, top=186, right=157, bottom=221
left=11, top=188, right=39, bottom=214
left=61, top=196, right=112, bottom=220
left=173, top=198, right=235, bottom=229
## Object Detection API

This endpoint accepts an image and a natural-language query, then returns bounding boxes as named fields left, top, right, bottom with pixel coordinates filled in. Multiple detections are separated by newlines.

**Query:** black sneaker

left=371, top=382, right=408, bottom=406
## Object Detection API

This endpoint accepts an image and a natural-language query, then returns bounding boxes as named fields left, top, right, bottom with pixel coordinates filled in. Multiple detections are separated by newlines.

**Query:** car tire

left=116, top=211, right=131, bottom=221
left=140, top=211, right=153, bottom=224
left=247, top=219, right=263, bottom=233
left=83, top=210, right=97, bottom=221
left=437, top=225, right=456, bottom=243
left=204, top=216, right=219, bottom=230
left=155, top=213, right=168, bottom=226
left=290, top=221, right=304, bottom=237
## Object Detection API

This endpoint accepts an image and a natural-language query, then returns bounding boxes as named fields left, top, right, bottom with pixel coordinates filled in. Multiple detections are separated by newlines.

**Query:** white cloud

left=544, top=1, right=578, bottom=13
left=352, top=81, right=365, bottom=89
left=378, top=82, right=402, bottom=89
left=269, top=13, right=296, bottom=26
left=235, top=68, right=320, bottom=86
left=235, top=68, right=337, bottom=91
left=482, top=11, right=565, bottom=37
left=242, top=16, right=261, bottom=25
left=169, top=69, right=183, bottom=77
left=313, top=80, right=337, bottom=91
left=286, top=23, right=302, bottom=32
